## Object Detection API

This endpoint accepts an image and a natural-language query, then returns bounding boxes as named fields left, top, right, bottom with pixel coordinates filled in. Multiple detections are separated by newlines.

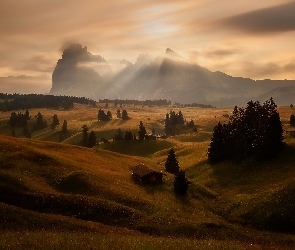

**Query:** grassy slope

left=0, top=105, right=295, bottom=248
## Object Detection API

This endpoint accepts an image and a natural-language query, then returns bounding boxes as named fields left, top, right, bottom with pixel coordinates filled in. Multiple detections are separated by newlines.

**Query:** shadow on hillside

left=205, top=144, right=295, bottom=233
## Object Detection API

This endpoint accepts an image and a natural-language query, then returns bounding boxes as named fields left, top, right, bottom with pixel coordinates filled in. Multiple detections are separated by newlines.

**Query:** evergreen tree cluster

left=9, top=110, right=30, bottom=127
left=165, top=148, right=190, bottom=195
left=0, top=93, right=97, bottom=111
left=207, top=98, right=284, bottom=163
left=165, top=111, right=185, bottom=136
left=81, top=125, right=97, bottom=147
left=113, top=128, right=135, bottom=141
left=97, top=109, right=112, bottom=121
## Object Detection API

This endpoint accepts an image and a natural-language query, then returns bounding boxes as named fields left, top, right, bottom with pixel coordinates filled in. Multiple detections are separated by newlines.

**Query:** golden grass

left=0, top=104, right=295, bottom=248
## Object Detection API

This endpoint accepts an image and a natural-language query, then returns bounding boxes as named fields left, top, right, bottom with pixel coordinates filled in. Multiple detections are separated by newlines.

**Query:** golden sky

left=1, top=0, right=295, bottom=93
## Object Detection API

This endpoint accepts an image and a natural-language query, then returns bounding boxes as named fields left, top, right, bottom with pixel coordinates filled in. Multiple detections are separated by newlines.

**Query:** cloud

left=15, top=55, right=55, bottom=73
left=218, top=1, right=295, bottom=34
left=0, top=75, right=51, bottom=94
left=236, top=61, right=295, bottom=79
left=202, top=48, right=239, bottom=58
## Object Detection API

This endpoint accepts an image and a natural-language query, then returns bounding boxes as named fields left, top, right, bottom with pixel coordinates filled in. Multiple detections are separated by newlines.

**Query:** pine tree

left=61, top=120, right=68, bottom=134
left=116, top=109, right=121, bottom=118
left=107, top=111, right=112, bottom=120
left=174, top=170, right=189, bottom=195
left=290, top=114, right=295, bottom=126
left=125, top=130, right=133, bottom=140
left=207, top=122, right=228, bottom=163
left=122, top=110, right=129, bottom=120
left=81, top=125, right=88, bottom=146
left=138, top=121, right=146, bottom=140
left=114, top=128, right=124, bottom=140
left=87, top=130, right=97, bottom=147
left=51, top=114, right=60, bottom=129
left=34, top=112, right=47, bottom=130
left=165, top=148, right=180, bottom=174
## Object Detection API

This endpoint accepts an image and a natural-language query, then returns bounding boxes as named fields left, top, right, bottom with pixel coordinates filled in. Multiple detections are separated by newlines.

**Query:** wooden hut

left=132, top=164, right=165, bottom=184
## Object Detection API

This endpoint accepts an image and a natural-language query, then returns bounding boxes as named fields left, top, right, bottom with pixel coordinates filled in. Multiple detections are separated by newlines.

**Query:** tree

left=138, top=121, right=146, bottom=140
left=164, top=113, right=172, bottom=135
left=98, top=109, right=110, bottom=121
left=81, top=125, right=88, bottom=146
left=116, top=109, right=121, bottom=118
left=114, top=128, right=124, bottom=141
left=24, top=110, right=30, bottom=120
left=290, top=114, right=295, bottom=126
left=207, top=98, right=284, bottom=163
left=87, top=130, right=97, bottom=147
left=165, top=148, right=180, bottom=174
left=207, top=122, right=229, bottom=163
left=34, top=112, right=47, bottom=130
left=11, top=128, right=15, bottom=137
left=125, top=130, right=133, bottom=140
left=174, top=170, right=189, bottom=195
left=107, top=111, right=112, bottom=120
left=122, top=110, right=129, bottom=120
left=61, top=120, right=68, bottom=134
left=51, top=114, right=60, bottom=129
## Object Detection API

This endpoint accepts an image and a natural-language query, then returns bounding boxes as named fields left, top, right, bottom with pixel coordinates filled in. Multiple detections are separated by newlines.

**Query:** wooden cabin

left=132, top=164, right=165, bottom=184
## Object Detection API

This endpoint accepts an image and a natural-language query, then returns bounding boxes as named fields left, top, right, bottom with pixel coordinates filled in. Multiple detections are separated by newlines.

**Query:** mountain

left=50, top=44, right=295, bottom=106
left=50, top=43, right=113, bottom=99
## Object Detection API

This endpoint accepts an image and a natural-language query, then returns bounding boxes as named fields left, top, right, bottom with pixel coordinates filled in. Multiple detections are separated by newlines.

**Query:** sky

left=1, top=0, right=295, bottom=94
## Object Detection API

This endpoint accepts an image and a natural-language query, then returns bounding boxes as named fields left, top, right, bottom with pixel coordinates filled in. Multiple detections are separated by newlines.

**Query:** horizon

left=1, top=0, right=295, bottom=94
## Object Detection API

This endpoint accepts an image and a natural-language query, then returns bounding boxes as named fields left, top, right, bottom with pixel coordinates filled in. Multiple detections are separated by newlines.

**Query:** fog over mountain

left=50, top=44, right=295, bottom=106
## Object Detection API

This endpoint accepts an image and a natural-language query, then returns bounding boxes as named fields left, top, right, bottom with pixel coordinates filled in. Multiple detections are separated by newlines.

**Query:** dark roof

left=132, top=164, right=164, bottom=177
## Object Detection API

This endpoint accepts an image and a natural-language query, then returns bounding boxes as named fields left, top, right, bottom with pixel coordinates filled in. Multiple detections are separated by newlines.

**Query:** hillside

left=1, top=103, right=295, bottom=248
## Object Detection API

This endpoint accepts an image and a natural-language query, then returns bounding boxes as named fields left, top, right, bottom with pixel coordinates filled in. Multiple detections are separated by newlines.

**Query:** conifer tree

left=138, top=121, right=146, bottom=140
left=125, top=130, right=133, bottom=140
left=114, top=128, right=124, bottom=140
left=165, top=148, right=180, bottom=174
left=207, top=122, right=228, bottom=163
left=34, top=112, right=47, bottom=130
left=116, top=109, right=121, bottom=118
left=87, top=130, right=97, bottom=147
left=290, top=114, right=295, bottom=126
left=174, top=170, right=189, bottom=195
left=61, top=120, right=68, bottom=134
left=122, top=110, right=129, bottom=120
left=51, top=114, right=60, bottom=129
left=81, top=125, right=88, bottom=146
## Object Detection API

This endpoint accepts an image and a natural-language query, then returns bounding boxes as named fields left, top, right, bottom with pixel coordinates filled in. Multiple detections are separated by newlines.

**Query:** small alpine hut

left=132, top=163, right=165, bottom=184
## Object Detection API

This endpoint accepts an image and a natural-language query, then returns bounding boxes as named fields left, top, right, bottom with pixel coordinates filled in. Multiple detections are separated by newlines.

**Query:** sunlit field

left=0, top=103, right=295, bottom=249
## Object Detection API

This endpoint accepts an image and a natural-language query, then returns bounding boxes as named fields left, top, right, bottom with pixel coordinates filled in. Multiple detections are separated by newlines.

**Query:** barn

left=132, top=164, right=165, bottom=184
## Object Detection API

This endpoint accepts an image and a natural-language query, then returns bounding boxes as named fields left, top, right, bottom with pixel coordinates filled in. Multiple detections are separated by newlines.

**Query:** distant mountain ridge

left=50, top=44, right=295, bottom=106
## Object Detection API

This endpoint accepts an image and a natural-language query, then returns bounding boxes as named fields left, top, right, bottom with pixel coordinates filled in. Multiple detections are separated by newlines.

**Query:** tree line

left=0, top=93, right=96, bottom=111
left=207, top=98, right=284, bottom=163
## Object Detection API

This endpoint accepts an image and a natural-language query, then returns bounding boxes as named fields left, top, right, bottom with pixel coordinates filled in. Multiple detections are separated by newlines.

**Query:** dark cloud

left=240, top=61, right=295, bottom=79
left=203, top=49, right=239, bottom=58
left=219, top=1, right=295, bottom=34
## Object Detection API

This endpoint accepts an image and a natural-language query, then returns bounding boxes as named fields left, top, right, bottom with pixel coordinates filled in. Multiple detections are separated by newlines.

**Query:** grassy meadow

left=0, top=102, right=295, bottom=249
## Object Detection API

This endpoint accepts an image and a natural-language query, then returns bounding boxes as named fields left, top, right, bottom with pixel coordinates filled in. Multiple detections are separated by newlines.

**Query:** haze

left=1, top=0, right=295, bottom=94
